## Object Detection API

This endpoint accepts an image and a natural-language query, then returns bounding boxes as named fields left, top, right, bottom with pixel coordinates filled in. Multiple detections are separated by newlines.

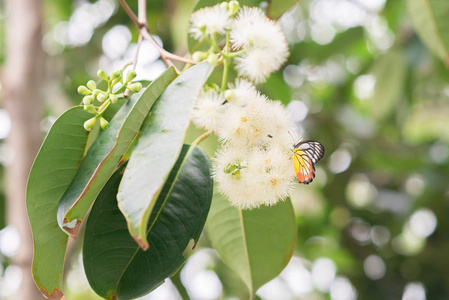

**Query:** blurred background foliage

left=1, top=0, right=448, bottom=299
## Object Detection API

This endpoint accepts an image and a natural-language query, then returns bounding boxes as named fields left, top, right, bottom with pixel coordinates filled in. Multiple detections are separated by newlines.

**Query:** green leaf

left=57, top=67, right=178, bottom=237
left=267, top=0, right=299, bottom=19
left=118, top=63, right=213, bottom=250
left=83, top=145, right=213, bottom=300
left=363, top=48, right=407, bottom=120
left=26, top=107, right=90, bottom=300
left=407, top=0, right=449, bottom=63
left=403, top=100, right=449, bottom=144
left=205, top=193, right=297, bottom=294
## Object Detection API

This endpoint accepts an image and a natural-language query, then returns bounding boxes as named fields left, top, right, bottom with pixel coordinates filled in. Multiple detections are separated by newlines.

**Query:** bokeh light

left=363, top=255, right=386, bottom=280
left=330, top=276, right=357, bottom=300
left=408, top=209, right=437, bottom=239
left=311, top=258, right=337, bottom=292
left=0, top=109, right=11, bottom=140
left=180, top=249, right=222, bottom=300
left=0, top=226, right=20, bottom=257
left=329, top=148, right=352, bottom=174
left=402, top=282, right=426, bottom=300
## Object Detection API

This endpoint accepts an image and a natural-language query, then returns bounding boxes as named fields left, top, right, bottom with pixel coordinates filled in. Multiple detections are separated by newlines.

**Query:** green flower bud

left=83, top=104, right=97, bottom=114
left=84, top=117, right=97, bottom=131
left=127, top=82, right=142, bottom=92
left=92, top=89, right=102, bottom=97
left=229, top=0, right=240, bottom=15
left=224, top=89, right=234, bottom=101
left=126, top=70, right=137, bottom=82
left=192, top=51, right=208, bottom=62
left=110, top=94, right=118, bottom=104
left=82, top=95, right=94, bottom=105
left=97, top=92, right=107, bottom=102
left=207, top=53, right=218, bottom=66
left=220, top=2, right=229, bottom=10
left=86, top=80, right=96, bottom=90
left=77, top=85, right=91, bottom=95
left=100, top=117, right=109, bottom=130
left=111, top=77, right=121, bottom=87
left=97, top=69, right=108, bottom=81
left=111, top=69, right=122, bottom=81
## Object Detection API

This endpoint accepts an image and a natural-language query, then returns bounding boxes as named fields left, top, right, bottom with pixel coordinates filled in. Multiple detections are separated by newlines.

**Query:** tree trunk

left=3, top=0, right=45, bottom=299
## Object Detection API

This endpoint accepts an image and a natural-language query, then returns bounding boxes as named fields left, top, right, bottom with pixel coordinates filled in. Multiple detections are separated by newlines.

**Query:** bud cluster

left=77, top=69, right=142, bottom=131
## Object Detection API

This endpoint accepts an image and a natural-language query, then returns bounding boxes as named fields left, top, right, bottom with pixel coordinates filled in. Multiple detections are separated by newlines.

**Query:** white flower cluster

left=189, top=2, right=295, bottom=210
left=193, top=80, right=297, bottom=209
left=231, top=7, right=289, bottom=83
left=189, top=4, right=289, bottom=83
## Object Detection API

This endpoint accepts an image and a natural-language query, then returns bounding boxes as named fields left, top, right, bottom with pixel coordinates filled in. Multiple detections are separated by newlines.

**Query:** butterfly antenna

left=288, top=131, right=296, bottom=154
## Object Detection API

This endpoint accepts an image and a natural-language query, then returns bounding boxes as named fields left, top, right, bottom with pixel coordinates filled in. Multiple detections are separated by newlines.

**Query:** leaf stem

left=192, top=130, right=213, bottom=146
left=220, top=31, right=231, bottom=92
left=124, top=34, right=143, bottom=98
left=222, top=48, right=246, bottom=58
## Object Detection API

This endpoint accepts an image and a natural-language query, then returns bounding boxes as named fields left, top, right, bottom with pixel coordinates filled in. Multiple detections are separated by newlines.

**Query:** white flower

left=246, top=146, right=295, bottom=206
left=213, top=146, right=258, bottom=209
left=230, top=7, right=289, bottom=83
left=262, top=100, right=297, bottom=148
left=213, top=144, right=295, bottom=209
left=189, top=5, right=231, bottom=41
left=230, top=7, right=267, bottom=49
left=227, top=79, right=259, bottom=106
left=218, top=93, right=269, bottom=146
left=219, top=80, right=295, bottom=148
left=192, top=90, right=227, bottom=132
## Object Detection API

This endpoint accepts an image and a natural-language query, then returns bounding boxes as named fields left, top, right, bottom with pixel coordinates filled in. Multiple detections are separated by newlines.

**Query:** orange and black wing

left=292, top=141, right=325, bottom=184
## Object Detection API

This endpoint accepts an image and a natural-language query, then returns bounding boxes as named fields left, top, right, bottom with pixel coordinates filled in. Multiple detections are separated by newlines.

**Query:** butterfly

left=292, top=140, right=325, bottom=184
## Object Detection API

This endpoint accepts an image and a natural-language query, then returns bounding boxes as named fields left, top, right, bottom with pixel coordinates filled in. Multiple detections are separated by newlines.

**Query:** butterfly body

left=293, top=140, right=325, bottom=184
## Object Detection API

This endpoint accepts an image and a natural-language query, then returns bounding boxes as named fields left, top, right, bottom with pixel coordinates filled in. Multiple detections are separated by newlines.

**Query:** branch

left=118, top=0, right=139, bottom=28
left=140, top=29, right=197, bottom=65
left=138, top=0, right=147, bottom=25
left=119, top=0, right=197, bottom=69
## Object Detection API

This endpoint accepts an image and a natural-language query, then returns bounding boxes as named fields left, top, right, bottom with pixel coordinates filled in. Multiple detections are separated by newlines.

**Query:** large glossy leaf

left=26, top=107, right=90, bottom=300
left=117, top=63, right=212, bottom=250
left=407, top=0, right=449, bottom=63
left=206, top=193, right=297, bottom=294
left=83, top=145, right=213, bottom=300
left=57, top=67, right=178, bottom=237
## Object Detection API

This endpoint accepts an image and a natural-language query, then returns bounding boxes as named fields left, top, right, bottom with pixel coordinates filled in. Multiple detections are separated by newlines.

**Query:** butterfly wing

left=293, top=141, right=325, bottom=184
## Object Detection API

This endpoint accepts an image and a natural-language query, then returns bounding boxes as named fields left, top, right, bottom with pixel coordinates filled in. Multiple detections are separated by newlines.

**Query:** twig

left=118, top=0, right=139, bottom=28
left=138, top=0, right=147, bottom=25
left=140, top=29, right=197, bottom=66
left=124, top=34, right=143, bottom=98
left=118, top=0, right=198, bottom=69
